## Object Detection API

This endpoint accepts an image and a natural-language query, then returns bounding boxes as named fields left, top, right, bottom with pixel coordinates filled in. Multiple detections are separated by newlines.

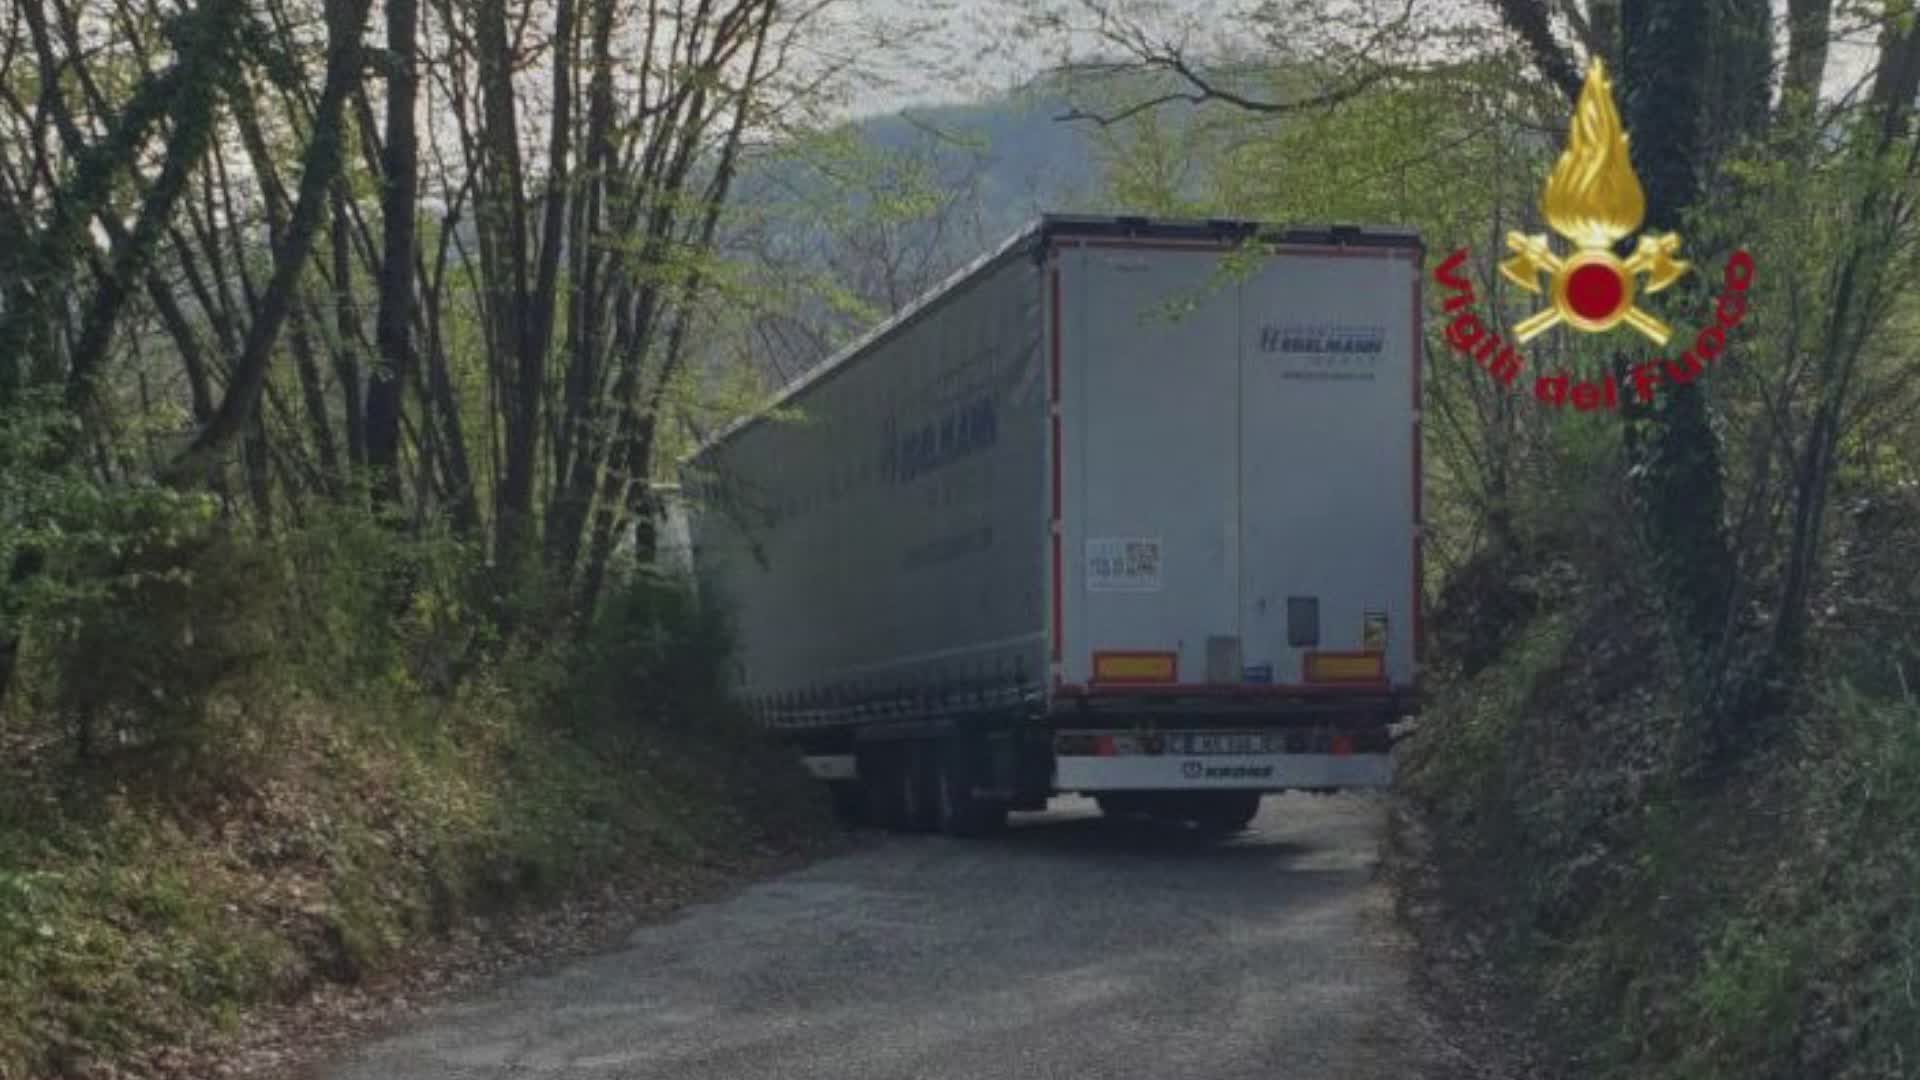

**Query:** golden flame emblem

left=1501, top=58, right=1690, bottom=345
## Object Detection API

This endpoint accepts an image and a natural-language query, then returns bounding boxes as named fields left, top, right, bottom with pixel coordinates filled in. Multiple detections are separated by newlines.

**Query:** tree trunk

left=1701, top=0, right=1772, bottom=171
left=473, top=0, right=537, bottom=568
left=330, top=188, right=369, bottom=471
left=169, top=0, right=375, bottom=478
left=545, top=0, right=618, bottom=584
left=366, top=0, right=421, bottom=507
left=244, top=409, right=275, bottom=535
left=421, top=219, right=482, bottom=535
left=27, top=1, right=227, bottom=413
left=1781, top=0, right=1833, bottom=120
left=1770, top=14, right=1920, bottom=673
left=1588, top=0, right=1621, bottom=68
left=0, top=0, right=249, bottom=710
left=0, top=0, right=240, bottom=377
left=576, top=0, right=775, bottom=618
left=289, top=301, right=343, bottom=489
left=1620, top=0, right=1733, bottom=650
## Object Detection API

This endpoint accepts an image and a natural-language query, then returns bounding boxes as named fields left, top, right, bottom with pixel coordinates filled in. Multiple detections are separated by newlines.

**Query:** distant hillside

left=715, top=89, right=1109, bottom=385
left=846, top=93, right=1108, bottom=234
left=728, top=88, right=1108, bottom=260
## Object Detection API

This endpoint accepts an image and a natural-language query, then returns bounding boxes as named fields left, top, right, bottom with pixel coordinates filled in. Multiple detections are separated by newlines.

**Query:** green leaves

left=1, top=392, right=217, bottom=637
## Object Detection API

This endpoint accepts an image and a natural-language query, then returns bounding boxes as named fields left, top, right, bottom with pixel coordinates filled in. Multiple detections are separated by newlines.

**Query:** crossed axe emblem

left=1500, top=231, right=1691, bottom=346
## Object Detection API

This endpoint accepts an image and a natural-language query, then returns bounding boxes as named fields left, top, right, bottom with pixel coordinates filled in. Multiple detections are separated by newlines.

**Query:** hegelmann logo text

left=1259, top=324, right=1385, bottom=356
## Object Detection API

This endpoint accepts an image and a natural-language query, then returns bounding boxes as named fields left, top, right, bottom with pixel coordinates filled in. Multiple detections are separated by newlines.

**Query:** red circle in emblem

left=1566, top=263, right=1625, bottom=321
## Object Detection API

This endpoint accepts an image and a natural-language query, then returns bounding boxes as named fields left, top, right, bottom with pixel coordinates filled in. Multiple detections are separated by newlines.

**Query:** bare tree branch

left=1037, top=0, right=1416, bottom=125
left=1492, top=0, right=1583, bottom=103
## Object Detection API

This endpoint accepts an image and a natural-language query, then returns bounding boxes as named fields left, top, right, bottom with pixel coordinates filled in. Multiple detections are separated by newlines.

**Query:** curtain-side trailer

left=682, top=215, right=1423, bottom=835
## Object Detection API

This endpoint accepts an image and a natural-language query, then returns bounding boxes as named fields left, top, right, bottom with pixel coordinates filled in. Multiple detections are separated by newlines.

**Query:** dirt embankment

left=0, top=695, right=840, bottom=1080
left=1387, top=535, right=1920, bottom=1080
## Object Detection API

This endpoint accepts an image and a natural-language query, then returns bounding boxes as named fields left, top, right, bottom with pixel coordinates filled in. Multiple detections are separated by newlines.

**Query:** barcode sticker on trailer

left=1086, top=538, right=1162, bottom=591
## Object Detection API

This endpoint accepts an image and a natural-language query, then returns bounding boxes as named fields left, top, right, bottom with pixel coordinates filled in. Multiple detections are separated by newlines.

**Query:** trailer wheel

left=860, top=748, right=903, bottom=829
left=896, top=742, right=939, bottom=833
left=879, top=737, right=940, bottom=834
left=935, top=742, right=1006, bottom=836
left=827, top=781, right=868, bottom=827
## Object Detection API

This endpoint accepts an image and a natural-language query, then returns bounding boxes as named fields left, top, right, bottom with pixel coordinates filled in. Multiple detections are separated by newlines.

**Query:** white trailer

left=683, top=215, right=1422, bottom=834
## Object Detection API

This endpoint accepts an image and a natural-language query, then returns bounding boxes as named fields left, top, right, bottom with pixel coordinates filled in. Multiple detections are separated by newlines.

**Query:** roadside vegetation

left=1018, top=0, right=1920, bottom=1076
left=0, top=0, right=1003, bottom=1062
left=8, top=0, right=1920, bottom=1076
left=0, top=488, right=833, bottom=1079
left=0, top=0, right=938, bottom=1074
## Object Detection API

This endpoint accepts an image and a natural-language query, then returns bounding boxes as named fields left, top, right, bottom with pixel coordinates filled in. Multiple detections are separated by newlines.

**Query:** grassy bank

left=0, top=515, right=835, bottom=1080
left=1395, top=493, right=1920, bottom=1080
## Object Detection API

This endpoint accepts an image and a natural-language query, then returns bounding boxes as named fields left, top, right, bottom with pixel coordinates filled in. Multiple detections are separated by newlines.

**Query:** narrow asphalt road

left=321, top=793, right=1456, bottom=1080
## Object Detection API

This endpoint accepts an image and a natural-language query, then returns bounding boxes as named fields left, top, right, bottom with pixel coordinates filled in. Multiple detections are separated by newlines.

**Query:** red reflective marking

left=1331, top=735, right=1355, bottom=756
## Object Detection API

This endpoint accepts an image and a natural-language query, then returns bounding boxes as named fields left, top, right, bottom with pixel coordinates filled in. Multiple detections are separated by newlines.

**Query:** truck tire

left=935, top=742, right=1006, bottom=836
left=1188, top=792, right=1262, bottom=833
left=898, top=742, right=939, bottom=833
left=827, top=781, right=868, bottom=826
left=860, top=748, right=905, bottom=829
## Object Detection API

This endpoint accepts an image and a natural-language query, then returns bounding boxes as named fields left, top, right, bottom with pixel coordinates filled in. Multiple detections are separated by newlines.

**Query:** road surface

left=321, top=793, right=1453, bottom=1080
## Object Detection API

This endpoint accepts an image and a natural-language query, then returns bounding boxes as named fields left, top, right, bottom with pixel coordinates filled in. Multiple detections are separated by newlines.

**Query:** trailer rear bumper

left=1050, top=685, right=1420, bottom=721
left=1054, top=750, right=1391, bottom=792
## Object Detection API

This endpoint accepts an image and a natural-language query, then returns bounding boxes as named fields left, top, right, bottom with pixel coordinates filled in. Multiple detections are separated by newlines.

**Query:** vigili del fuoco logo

left=1431, top=58, right=1756, bottom=412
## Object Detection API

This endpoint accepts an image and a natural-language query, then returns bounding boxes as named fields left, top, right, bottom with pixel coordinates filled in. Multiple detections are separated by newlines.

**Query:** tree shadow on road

left=973, top=810, right=1316, bottom=862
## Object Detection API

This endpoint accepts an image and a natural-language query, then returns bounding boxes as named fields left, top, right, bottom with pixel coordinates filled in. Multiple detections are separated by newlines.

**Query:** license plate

left=1169, top=733, right=1278, bottom=755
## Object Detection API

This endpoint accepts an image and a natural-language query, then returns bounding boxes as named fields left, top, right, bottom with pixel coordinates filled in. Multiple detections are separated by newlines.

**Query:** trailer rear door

left=1237, top=250, right=1419, bottom=689
left=1057, top=239, right=1418, bottom=694
left=1063, top=246, right=1242, bottom=689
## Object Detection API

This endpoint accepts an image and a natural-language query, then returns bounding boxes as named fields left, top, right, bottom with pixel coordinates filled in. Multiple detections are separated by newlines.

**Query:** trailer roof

left=681, top=214, right=1421, bottom=466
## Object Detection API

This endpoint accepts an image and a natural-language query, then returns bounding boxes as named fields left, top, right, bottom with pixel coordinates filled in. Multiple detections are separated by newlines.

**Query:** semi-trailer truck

left=682, top=214, right=1422, bottom=835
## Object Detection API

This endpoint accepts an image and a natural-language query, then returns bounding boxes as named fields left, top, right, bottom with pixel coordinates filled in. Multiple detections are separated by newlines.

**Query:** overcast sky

left=846, top=0, right=1888, bottom=121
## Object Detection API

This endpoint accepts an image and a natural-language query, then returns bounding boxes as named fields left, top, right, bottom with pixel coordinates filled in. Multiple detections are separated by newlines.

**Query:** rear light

left=1056, top=733, right=1163, bottom=756
left=1331, top=734, right=1355, bottom=756
left=1304, top=651, right=1386, bottom=683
